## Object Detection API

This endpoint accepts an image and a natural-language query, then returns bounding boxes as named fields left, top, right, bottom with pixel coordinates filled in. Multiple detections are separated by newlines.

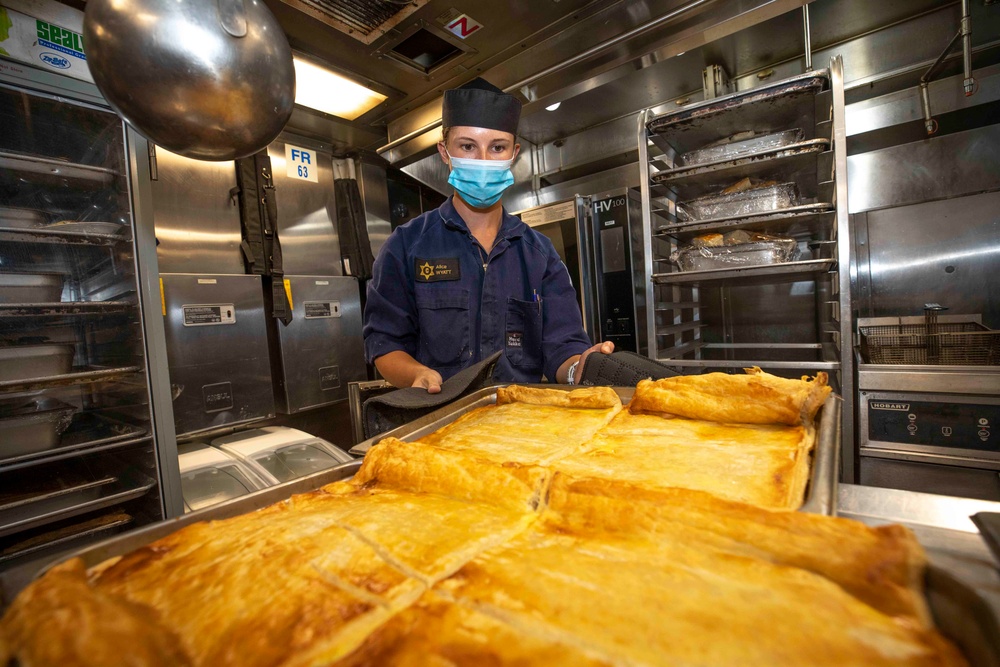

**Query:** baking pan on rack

left=651, top=139, right=830, bottom=195
left=0, top=468, right=155, bottom=539
left=646, top=71, right=829, bottom=151
left=0, top=301, right=133, bottom=318
left=0, top=396, right=76, bottom=457
left=0, top=207, right=46, bottom=229
left=655, top=203, right=834, bottom=238
left=0, top=365, right=142, bottom=393
left=0, top=272, right=64, bottom=303
left=0, top=227, right=125, bottom=246
left=0, top=414, right=150, bottom=470
left=0, top=151, right=117, bottom=188
left=0, top=510, right=133, bottom=566
left=652, top=257, right=836, bottom=285
left=0, top=344, right=75, bottom=382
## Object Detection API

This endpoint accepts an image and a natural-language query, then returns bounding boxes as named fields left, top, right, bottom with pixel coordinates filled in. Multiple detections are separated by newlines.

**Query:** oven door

left=514, top=198, right=598, bottom=337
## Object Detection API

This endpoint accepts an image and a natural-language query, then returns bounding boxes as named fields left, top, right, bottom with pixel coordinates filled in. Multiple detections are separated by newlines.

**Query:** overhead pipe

left=377, top=0, right=717, bottom=155
left=918, top=0, right=977, bottom=135
left=961, top=0, right=975, bottom=96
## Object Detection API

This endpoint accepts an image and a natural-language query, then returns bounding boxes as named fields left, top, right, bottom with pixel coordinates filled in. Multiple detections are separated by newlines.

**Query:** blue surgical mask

left=447, top=153, right=515, bottom=209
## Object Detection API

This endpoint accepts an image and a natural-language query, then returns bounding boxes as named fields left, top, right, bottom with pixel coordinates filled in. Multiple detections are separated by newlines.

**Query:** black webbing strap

left=231, top=150, right=292, bottom=324
left=334, top=178, right=375, bottom=281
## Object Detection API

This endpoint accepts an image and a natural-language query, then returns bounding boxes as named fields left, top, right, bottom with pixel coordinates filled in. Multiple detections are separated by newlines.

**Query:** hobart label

left=871, top=402, right=910, bottom=411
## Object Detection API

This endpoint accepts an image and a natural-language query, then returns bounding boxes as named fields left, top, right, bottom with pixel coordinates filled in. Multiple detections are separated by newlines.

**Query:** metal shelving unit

left=638, top=57, right=854, bottom=477
left=0, top=66, right=180, bottom=596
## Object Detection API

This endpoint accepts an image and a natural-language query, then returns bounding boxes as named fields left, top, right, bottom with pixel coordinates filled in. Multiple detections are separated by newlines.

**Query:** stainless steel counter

left=839, top=483, right=1000, bottom=645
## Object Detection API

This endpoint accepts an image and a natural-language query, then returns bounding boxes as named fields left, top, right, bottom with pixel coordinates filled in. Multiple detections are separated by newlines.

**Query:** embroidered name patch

left=415, top=258, right=461, bottom=282
left=506, top=331, right=523, bottom=348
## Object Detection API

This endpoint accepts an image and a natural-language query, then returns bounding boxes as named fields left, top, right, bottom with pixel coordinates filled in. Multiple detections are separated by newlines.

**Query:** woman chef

left=363, top=78, right=613, bottom=393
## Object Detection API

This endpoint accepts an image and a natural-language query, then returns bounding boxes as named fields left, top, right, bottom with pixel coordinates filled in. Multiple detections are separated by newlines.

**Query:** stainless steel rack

left=637, top=58, right=854, bottom=477
left=0, top=71, right=172, bottom=587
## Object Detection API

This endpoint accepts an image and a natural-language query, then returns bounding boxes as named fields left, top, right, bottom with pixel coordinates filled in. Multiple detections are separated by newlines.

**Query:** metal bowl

left=83, top=0, right=295, bottom=161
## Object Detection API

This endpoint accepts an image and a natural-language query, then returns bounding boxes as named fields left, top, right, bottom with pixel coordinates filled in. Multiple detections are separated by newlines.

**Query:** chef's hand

left=580, top=341, right=615, bottom=372
left=412, top=368, right=443, bottom=394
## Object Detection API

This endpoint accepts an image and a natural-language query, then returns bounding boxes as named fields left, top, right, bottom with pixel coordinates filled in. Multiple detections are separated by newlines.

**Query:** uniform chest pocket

left=415, top=287, right=471, bottom=368
left=505, top=297, right=543, bottom=372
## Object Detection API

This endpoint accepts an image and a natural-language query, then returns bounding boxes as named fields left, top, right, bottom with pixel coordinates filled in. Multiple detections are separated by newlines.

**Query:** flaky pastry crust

left=496, top=384, right=621, bottom=409
left=630, top=367, right=832, bottom=425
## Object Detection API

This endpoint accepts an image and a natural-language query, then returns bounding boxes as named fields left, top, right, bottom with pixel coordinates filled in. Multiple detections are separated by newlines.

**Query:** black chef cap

left=442, top=78, right=521, bottom=135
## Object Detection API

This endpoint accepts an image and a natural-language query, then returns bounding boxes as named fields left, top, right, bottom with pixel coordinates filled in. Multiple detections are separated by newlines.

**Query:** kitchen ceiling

left=262, top=0, right=996, bottom=166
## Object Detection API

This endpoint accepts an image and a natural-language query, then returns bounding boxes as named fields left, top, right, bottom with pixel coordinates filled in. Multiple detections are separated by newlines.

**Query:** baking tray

left=655, top=204, right=835, bottom=240
left=0, top=469, right=155, bottom=539
left=43, top=460, right=362, bottom=571
left=0, top=273, right=64, bottom=304
left=0, top=227, right=126, bottom=246
left=0, top=365, right=142, bottom=393
left=0, top=207, right=46, bottom=228
left=0, top=413, right=150, bottom=471
left=646, top=71, right=829, bottom=151
left=348, top=385, right=837, bottom=516
left=651, top=139, right=830, bottom=192
left=0, top=151, right=117, bottom=188
left=0, top=510, right=133, bottom=565
left=0, top=301, right=133, bottom=318
left=0, top=396, right=77, bottom=456
left=26, top=395, right=1000, bottom=664
left=652, top=257, right=836, bottom=285
left=0, top=344, right=75, bottom=382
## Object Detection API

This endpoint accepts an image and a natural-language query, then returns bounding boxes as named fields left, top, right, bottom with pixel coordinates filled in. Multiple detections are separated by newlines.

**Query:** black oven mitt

left=361, top=351, right=503, bottom=442
left=578, top=350, right=680, bottom=387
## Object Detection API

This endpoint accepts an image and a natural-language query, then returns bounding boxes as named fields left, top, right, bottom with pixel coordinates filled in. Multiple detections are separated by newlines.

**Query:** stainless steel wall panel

left=845, top=63, right=1000, bottom=139
left=357, top=157, right=393, bottom=261
left=151, top=149, right=243, bottom=275
left=160, top=274, right=275, bottom=436
left=267, top=137, right=342, bottom=276
left=273, top=276, right=366, bottom=413
left=847, top=125, right=1000, bottom=213
left=861, top=190, right=1000, bottom=327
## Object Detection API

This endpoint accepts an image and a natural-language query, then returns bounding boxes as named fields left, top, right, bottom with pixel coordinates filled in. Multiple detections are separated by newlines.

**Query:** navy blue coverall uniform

left=363, top=197, right=592, bottom=383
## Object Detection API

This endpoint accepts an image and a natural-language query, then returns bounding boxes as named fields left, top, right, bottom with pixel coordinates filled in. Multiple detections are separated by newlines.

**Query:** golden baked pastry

left=331, top=591, right=616, bottom=667
left=544, top=474, right=931, bottom=624
left=418, top=386, right=621, bottom=465
left=553, top=409, right=814, bottom=509
left=0, top=383, right=967, bottom=667
left=435, top=518, right=963, bottom=667
left=629, top=366, right=831, bottom=425
left=0, top=559, right=191, bottom=667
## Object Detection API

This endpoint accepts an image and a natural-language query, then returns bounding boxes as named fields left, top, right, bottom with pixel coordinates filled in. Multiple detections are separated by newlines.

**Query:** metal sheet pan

left=25, top=399, right=999, bottom=663
left=0, top=273, right=64, bottom=304
left=0, top=344, right=75, bottom=382
left=0, top=227, right=125, bottom=246
left=0, top=151, right=117, bottom=188
left=651, top=258, right=837, bottom=285
left=348, top=385, right=838, bottom=516
left=0, top=471, right=155, bottom=539
left=46, top=460, right=362, bottom=571
left=654, top=203, right=834, bottom=238
left=0, top=365, right=142, bottom=393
